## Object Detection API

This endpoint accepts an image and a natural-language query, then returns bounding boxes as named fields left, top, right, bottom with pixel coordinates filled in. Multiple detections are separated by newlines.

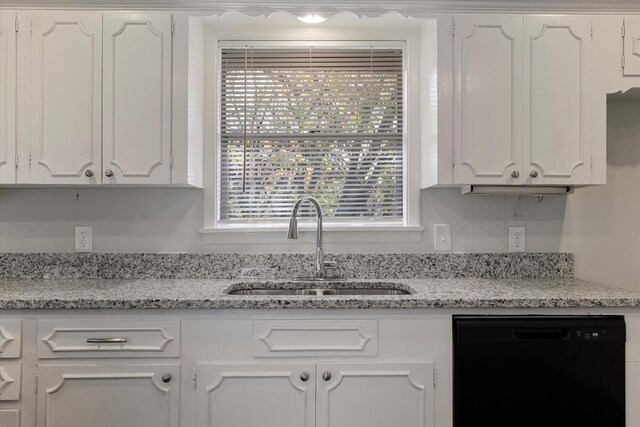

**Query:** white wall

left=0, top=186, right=567, bottom=254
left=561, top=98, right=640, bottom=291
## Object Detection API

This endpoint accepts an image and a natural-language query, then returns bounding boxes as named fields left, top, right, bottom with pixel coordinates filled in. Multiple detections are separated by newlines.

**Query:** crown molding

left=2, top=0, right=640, bottom=13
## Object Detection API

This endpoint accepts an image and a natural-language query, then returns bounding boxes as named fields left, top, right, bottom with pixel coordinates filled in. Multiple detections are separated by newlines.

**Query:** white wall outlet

left=509, top=226, right=526, bottom=253
left=434, top=224, right=452, bottom=252
left=75, top=226, right=93, bottom=253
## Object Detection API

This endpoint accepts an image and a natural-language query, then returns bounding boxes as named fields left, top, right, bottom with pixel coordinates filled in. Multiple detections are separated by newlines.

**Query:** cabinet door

left=623, top=17, right=640, bottom=76
left=523, top=17, right=592, bottom=185
left=30, top=12, right=102, bottom=184
left=316, top=362, right=434, bottom=427
left=454, top=16, right=523, bottom=185
left=102, top=13, right=172, bottom=184
left=0, top=11, right=16, bottom=184
left=36, top=364, right=179, bottom=427
left=628, top=362, right=640, bottom=427
left=196, top=363, right=315, bottom=427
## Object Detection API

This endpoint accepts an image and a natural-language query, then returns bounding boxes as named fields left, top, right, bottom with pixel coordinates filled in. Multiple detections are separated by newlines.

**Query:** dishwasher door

left=453, top=315, right=626, bottom=427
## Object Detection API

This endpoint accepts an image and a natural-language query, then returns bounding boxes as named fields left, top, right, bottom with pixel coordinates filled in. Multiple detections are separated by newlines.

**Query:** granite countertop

left=2, top=277, right=640, bottom=309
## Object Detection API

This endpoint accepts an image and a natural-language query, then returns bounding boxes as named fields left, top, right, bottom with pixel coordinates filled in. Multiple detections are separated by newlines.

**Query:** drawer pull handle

left=86, top=338, right=128, bottom=344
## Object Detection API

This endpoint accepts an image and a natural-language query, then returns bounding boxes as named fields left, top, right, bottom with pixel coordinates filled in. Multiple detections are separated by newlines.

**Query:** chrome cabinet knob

left=530, top=170, right=539, bottom=178
left=161, top=374, right=172, bottom=383
left=322, top=372, right=332, bottom=381
left=511, top=171, right=520, bottom=179
left=84, top=169, right=94, bottom=178
left=105, top=169, right=114, bottom=178
left=300, top=372, right=310, bottom=382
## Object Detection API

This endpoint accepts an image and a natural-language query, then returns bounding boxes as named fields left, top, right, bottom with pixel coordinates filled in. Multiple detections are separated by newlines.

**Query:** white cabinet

left=36, top=364, right=179, bottom=427
left=316, top=362, right=434, bottom=427
left=449, top=15, right=596, bottom=187
left=29, top=12, right=102, bottom=184
left=623, top=17, right=640, bottom=76
left=8, top=11, right=193, bottom=186
left=0, top=409, right=20, bottom=427
left=628, top=362, right=640, bottom=427
left=523, top=17, right=592, bottom=184
left=196, top=362, right=433, bottom=427
left=454, top=16, right=523, bottom=185
left=0, top=361, right=21, bottom=401
left=196, top=363, right=315, bottom=427
left=0, top=11, right=17, bottom=184
left=102, top=13, right=172, bottom=184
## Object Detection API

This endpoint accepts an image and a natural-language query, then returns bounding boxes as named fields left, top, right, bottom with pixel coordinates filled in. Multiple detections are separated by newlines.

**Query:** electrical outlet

left=75, top=226, right=93, bottom=253
left=434, top=224, right=452, bottom=252
left=509, top=227, right=526, bottom=253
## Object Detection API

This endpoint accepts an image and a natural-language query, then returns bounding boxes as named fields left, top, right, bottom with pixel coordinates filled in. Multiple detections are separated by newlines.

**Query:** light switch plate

left=509, top=226, right=525, bottom=252
left=434, top=224, right=452, bottom=252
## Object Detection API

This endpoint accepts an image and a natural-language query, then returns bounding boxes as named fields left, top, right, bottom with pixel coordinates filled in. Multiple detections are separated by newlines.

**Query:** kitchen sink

left=226, top=282, right=413, bottom=296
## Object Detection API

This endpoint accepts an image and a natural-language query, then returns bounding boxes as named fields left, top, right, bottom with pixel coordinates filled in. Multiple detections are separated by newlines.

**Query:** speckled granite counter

left=2, top=277, right=639, bottom=309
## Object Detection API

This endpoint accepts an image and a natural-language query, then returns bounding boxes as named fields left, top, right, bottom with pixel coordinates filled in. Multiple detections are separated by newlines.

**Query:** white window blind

left=218, top=46, right=404, bottom=224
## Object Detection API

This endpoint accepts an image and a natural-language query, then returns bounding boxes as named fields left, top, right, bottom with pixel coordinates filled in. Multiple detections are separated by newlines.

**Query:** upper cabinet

left=0, top=11, right=17, bottom=184
left=623, top=17, right=640, bottom=76
left=4, top=10, right=192, bottom=186
left=102, top=13, right=172, bottom=184
left=523, top=17, right=592, bottom=185
left=451, top=15, right=593, bottom=186
left=454, top=16, right=523, bottom=185
left=29, top=12, right=102, bottom=184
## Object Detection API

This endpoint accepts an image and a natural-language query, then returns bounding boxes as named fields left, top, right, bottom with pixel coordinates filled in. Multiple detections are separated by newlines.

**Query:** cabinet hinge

left=34, top=367, right=39, bottom=394
left=433, top=367, right=437, bottom=389
left=452, top=155, right=455, bottom=167
left=28, top=154, right=32, bottom=170
left=451, top=22, right=455, bottom=38
left=192, top=368, right=197, bottom=389
left=15, top=17, right=19, bottom=34
left=170, top=154, right=174, bottom=168
left=15, top=154, right=19, bottom=168
left=171, top=17, right=175, bottom=38
left=622, top=20, right=626, bottom=38
left=622, top=55, right=626, bottom=69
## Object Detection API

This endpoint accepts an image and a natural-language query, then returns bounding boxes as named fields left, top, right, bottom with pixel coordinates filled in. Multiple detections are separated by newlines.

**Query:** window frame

left=199, top=15, right=426, bottom=243
left=216, top=40, right=407, bottom=228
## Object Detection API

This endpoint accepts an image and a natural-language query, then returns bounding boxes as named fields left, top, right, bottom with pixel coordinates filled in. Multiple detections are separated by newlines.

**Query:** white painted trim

left=200, top=225, right=424, bottom=244
left=199, top=12, right=430, bottom=241
left=2, top=2, right=640, bottom=14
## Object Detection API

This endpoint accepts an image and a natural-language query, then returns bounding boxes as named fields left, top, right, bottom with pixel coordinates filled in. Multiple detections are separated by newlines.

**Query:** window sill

left=199, top=225, right=424, bottom=245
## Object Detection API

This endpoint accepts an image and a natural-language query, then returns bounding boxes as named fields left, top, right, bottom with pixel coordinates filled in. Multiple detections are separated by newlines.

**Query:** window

left=217, top=45, right=405, bottom=226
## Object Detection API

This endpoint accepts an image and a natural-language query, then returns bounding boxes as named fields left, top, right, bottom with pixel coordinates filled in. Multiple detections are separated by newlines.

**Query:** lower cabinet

left=628, top=362, right=640, bottom=427
left=196, top=363, right=316, bottom=427
left=196, top=362, right=434, bottom=427
left=36, top=364, right=179, bottom=427
left=316, top=363, right=434, bottom=427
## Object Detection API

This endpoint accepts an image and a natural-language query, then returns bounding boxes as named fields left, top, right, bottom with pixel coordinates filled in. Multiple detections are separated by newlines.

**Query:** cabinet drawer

left=0, top=409, right=20, bottom=427
left=37, top=320, right=180, bottom=358
left=0, top=320, right=21, bottom=359
left=0, top=361, right=21, bottom=401
left=253, top=319, right=378, bottom=357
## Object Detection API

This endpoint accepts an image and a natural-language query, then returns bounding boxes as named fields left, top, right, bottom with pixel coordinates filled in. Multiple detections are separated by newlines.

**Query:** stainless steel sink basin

left=226, top=282, right=413, bottom=296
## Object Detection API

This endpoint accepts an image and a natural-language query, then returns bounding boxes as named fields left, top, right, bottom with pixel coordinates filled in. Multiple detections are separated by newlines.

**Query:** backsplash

left=0, top=253, right=574, bottom=280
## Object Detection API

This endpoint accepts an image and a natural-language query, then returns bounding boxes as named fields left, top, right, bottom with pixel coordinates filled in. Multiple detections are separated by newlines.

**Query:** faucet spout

left=287, top=196, right=325, bottom=278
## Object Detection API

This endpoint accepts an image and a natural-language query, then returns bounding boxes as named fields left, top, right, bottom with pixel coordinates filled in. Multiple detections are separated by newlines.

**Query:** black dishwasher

left=453, top=316, right=626, bottom=427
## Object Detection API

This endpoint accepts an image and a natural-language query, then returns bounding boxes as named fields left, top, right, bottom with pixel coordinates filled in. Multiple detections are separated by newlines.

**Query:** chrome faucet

left=287, top=196, right=330, bottom=279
